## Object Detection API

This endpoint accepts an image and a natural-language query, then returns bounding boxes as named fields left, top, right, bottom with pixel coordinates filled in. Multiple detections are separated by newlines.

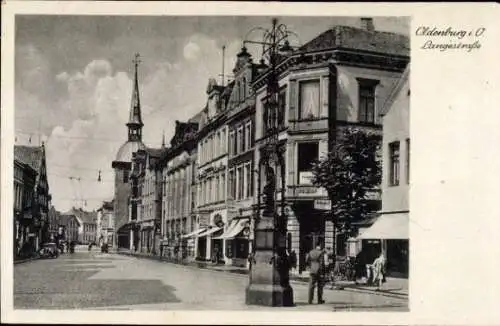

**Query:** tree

left=311, top=127, right=382, bottom=263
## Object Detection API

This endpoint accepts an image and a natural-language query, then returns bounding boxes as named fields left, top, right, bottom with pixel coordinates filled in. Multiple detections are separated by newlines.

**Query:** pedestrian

left=306, top=244, right=326, bottom=304
left=371, top=252, right=387, bottom=290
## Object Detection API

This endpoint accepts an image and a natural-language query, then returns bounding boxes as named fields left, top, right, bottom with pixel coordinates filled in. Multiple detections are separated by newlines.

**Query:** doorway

left=297, top=205, right=325, bottom=273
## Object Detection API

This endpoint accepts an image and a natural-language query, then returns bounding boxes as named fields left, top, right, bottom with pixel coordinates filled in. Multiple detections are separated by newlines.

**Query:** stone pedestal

left=245, top=215, right=294, bottom=307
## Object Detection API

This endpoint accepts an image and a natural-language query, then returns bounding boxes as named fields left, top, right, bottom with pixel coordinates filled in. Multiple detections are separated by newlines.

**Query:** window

left=358, top=79, right=378, bottom=123
left=242, top=77, right=246, bottom=101
left=297, top=142, right=319, bottom=184
left=237, top=166, right=244, bottom=200
left=389, top=141, right=400, bottom=186
left=221, top=174, right=226, bottom=201
left=299, top=80, right=320, bottom=119
left=239, top=126, right=245, bottom=153
left=221, top=129, right=226, bottom=155
left=245, top=122, right=252, bottom=151
left=406, top=139, right=410, bottom=184
left=245, top=163, right=252, bottom=198
left=217, top=132, right=221, bottom=157
left=123, top=170, right=129, bottom=183
left=236, top=127, right=243, bottom=154
left=215, top=175, right=220, bottom=202
left=278, top=88, right=286, bottom=128
left=229, top=131, right=235, bottom=157
left=228, top=169, right=235, bottom=200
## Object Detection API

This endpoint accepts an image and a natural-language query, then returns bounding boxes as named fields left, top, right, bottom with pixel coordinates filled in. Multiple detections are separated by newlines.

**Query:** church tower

left=112, top=53, right=146, bottom=249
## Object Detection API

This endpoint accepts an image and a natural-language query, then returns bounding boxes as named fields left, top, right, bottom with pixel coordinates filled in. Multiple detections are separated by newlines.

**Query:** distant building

left=14, top=143, right=51, bottom=249
left=66, top=208, right=98, bottom=244
left=96, top=200, right=115, bottom=247
left=358, top=66, right=410, bottom=277
left=58, top=214, right=81, bottom=244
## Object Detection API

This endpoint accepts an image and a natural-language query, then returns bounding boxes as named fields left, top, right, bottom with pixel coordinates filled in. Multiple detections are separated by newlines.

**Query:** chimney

left=360, top=17, right=375, bottom=32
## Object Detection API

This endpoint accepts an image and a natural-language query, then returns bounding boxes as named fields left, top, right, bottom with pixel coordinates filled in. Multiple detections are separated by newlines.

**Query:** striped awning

left=197, top=226, right=223, bottom=238
left=181, top=228, right=206, bottom=239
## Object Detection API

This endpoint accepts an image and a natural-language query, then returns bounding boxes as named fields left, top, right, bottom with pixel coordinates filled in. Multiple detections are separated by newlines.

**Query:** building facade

left=192, top=77, right=233, bottom=263
left=112, top=56, right=146, bottom=250
left=14, top=143, right=51, bottom=251
left=358, top=66, right=410, bottom=277
left=130, top=147, right=163, bottom=254
left=251, top=18, right=409, bottom=273
left=217, top=47, right=257, bottom=267
left=96, top=200, right=115, bottom=247
left=160, top=120, right=199, bottom=260
left=59, top=214, right=81, bottom=244
left=13, top=158, right=37, bottom=258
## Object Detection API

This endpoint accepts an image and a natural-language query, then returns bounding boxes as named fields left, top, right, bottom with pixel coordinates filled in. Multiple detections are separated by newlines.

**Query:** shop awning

left=181, top=228, right=206, bottom=239
left=197, top=226, right=222, bottom=238
left=213, top=219, right=249, bottom=240
left=357, top=213, right=409, bottom=240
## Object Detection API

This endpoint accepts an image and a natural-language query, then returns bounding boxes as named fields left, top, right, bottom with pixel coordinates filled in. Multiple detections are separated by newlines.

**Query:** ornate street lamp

left=244, top=18, right=299, bottom=307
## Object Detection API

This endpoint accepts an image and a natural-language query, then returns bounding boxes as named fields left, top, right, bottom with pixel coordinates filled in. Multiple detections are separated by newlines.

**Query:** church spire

left=127, top=53, right=144, bottom=141
left=161, top=130, right=166, bottom=148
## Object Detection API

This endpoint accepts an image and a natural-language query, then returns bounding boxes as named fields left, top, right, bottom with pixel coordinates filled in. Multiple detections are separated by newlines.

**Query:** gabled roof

left=300, top=25, right=410, bottom=57
left=59, top=214, right=81, bottom=227
left=65, top=208, right=97, bottom=225
left=379, top=65, right=410, bottom=117
left=14, top=145, right=44, bottom=172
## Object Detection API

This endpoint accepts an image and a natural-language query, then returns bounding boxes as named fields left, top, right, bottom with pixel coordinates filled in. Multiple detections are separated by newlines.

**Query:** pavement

left=14, top=248, right=408, bottom=311
left=117, top=249, right=408, bottom=298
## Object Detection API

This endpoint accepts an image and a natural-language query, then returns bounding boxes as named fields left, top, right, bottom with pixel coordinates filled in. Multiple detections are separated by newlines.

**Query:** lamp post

left=244, top=18, right=299, bottom=307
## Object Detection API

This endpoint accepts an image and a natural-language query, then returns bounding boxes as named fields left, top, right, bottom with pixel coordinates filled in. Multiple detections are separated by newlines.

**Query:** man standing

left=306, top=244, right=326, bottom=304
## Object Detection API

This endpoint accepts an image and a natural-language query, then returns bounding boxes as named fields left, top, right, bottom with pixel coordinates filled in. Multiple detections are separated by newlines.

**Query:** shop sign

left=314, top=199, right=331, bottom=210
left=299, top=171, right=314, bottom=184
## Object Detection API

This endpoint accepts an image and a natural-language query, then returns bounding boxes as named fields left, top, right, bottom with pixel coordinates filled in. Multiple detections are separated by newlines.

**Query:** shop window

left=389, top=141, right=400, bottom=186
left=297, top=142, right=319, bottom=184
left=234, top=238, right=249, bottom=259
left=298, top=80, right=320, bottom=120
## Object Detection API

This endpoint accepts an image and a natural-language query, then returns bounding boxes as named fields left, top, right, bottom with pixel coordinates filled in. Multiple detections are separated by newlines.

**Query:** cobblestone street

left=14, top=250, right=408, bottom=311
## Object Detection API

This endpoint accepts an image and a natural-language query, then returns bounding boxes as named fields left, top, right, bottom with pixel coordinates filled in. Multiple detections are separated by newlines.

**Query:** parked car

left=39, top=243, right=59, bottom=259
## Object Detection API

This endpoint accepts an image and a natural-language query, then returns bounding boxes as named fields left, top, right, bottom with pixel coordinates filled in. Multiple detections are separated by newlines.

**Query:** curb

left=116, top=252, right=408, bottom=299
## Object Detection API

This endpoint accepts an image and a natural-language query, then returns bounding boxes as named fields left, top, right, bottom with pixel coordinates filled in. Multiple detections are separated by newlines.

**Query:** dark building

left=14, top=143, right=51, bottom=251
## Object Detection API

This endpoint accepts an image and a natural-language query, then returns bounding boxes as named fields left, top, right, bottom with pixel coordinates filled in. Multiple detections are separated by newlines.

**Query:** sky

left=14, top=15, right=409, bottom=212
